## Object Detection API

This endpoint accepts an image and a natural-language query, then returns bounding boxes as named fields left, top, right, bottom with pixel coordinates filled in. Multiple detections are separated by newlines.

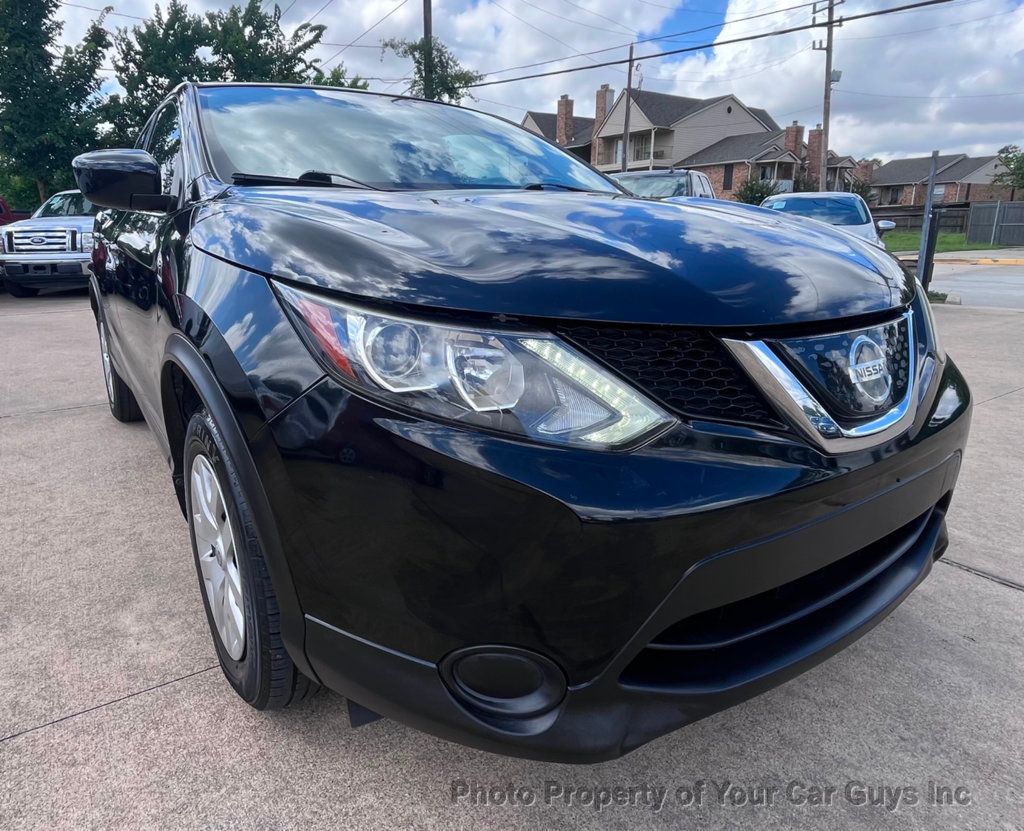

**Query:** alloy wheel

left=190, top=454, right=246, bottom=660
left=98, top=321, right=114, bottom=403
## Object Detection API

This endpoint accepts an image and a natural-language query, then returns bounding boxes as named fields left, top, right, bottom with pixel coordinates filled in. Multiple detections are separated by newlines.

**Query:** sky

left=56, top=0, right=1024, bottom=161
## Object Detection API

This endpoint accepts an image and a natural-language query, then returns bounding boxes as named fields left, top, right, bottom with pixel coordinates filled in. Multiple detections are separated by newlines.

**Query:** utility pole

left=812, top=0, right=840, bottom=190
left=619, top=42, right=634, bottom=173
left=917, top=149, right=940, bottom=284
left=422, top=0, right=434, bottom=100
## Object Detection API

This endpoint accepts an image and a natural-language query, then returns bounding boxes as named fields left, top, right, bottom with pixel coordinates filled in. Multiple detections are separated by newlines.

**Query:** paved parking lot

left=1, top=287, right=1023, bottom=830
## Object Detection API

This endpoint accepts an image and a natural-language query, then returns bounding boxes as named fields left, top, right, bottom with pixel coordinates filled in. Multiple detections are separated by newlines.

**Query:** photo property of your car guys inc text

left=1, top=0, right=1023, bottom=828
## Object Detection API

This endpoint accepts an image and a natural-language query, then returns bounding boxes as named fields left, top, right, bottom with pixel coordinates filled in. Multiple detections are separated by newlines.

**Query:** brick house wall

left=877, top=181, right=1017, bottom=207
left=693, top=162, right=750, bottom=198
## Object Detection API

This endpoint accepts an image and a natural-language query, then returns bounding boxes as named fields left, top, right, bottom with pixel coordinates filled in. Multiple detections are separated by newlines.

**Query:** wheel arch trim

left=161, top=331, right=318, bottom=682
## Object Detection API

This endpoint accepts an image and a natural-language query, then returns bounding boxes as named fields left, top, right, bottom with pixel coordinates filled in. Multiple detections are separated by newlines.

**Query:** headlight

left=80, top=232, right=95, bottom=252
left=912, top=280, right=944, bottom=362
left=277, top=283, right=673, bottom=450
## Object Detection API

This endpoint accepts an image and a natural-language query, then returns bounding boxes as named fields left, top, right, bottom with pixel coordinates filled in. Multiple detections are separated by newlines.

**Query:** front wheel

left=184, top=408, right=318, bottom=709
left=97, top=316, right=142, bottom=422
left=4, top=281, right=38, bottom=298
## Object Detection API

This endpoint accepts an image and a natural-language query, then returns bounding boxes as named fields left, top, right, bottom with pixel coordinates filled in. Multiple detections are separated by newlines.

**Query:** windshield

left=762, top=196, right=870, bottom=226
left=33, top=192, right=97, bottom=218
left=197, top=86, right=618, bottom=194
left=615, top=174, right=689, bottom=198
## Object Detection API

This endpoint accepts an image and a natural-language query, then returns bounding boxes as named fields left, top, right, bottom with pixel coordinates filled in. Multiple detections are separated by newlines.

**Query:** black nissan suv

left=73, top=83, right=970, bottom=762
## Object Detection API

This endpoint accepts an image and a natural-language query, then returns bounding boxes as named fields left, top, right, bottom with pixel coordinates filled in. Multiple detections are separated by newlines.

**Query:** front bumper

left=264, top=353, right=971, bottom=761
left=1, top=252, right=90, bottom=287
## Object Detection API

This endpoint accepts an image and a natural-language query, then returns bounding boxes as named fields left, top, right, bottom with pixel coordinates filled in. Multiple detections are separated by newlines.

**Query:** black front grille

left=558, top=324, right=782, bottom=427
left=620, top=494, right=949, bottom=694
left=773, top=315, right=911, bottom=422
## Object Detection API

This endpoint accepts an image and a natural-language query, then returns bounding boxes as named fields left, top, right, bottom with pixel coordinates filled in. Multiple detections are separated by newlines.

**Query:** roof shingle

left=870, top=154, right=966, bottom=185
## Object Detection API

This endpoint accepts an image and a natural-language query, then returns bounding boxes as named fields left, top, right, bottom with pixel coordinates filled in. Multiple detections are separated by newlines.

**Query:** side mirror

left=876, top=219, right=896, bottom=234
left=72, top=149, right=172, bottom=213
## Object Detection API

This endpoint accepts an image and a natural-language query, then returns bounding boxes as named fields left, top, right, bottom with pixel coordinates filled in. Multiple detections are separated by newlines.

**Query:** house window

left=931, top=184, right=946, bottom=200
left=887, top=186, right=903, bottom=205
left=759, top=164, right=773, bottom=182
left=631, top=133, right=651, bottom=162
left=723, top=164, right=734, bottom=190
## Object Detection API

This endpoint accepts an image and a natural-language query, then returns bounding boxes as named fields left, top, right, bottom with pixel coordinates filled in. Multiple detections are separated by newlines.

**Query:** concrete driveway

left=930, top=263, right=1024, bottom=309
left=1, top=290, right=1022, bottom=830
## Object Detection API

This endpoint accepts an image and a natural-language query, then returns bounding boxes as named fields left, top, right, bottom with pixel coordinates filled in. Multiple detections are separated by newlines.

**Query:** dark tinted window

left=197, top=86, right=616, bottom=193
left=722, top=164, right=734, bottom=190
left=762, top=196, right=870, bottom=226
left=146, top=105, right=182, bottom=195
left=33, top=192, right=98, bottom=217
left=616, top=174, right=689, bottom=198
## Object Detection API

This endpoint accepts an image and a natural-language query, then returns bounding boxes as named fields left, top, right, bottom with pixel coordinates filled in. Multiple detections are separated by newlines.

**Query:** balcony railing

left=597, top=148, right=666, bottom=166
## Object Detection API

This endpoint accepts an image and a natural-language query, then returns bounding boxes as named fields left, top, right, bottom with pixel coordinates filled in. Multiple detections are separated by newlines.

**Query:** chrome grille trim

left=723, top=311, right=917, bottom=453
left=9, top=229, right=72, bottom=253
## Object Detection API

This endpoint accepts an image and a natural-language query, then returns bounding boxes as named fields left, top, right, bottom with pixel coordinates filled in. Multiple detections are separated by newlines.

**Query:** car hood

left=191, top=188, right=912, bottom=328
left=4, top=216, right=95, bottom=232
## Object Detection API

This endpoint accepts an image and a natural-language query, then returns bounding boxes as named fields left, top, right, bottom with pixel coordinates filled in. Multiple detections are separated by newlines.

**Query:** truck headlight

left=80, top=232, right=95, bottom=252
left=276, top=282, right=674, bottom=450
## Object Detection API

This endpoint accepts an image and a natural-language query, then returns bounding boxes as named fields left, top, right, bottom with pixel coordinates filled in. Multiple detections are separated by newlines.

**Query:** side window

left=722, top=164, right=734, bottom=191
left=146, top=105, right=182, bottom=198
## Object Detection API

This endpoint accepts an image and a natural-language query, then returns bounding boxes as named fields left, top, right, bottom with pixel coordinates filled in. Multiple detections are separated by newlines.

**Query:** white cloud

left=55, top=0, right=1024, bottom=160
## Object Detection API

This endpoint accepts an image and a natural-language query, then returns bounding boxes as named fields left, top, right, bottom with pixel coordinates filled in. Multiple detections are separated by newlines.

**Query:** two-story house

left=523, top=85, right=858, bottom=199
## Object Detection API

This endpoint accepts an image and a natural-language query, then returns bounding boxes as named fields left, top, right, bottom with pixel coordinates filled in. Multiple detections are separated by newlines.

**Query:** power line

left=550, top=0, right=639, bottom=35
left=838, top=5, right=1019, bottom=38
left=469, top=0, right=958, bottom=87
left=836, top=88, right=1024, bottom=99
left=301, top=0, right=336, bottom=25
left=514, top=0, right=638, bottom=36
left=320, top=0, right=411, bottom=69
left=479, top=0, right=817, bottom=76
left=59, top=1, right=144, bottom=20
left=491, top=0, right=626, bottom=72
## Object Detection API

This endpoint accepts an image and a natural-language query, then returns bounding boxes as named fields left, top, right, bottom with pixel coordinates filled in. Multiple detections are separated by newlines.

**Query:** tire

left=97, top=316, right=143, bottom=423
left=4, top=281, right=38, bottom=298
left=184, top=408, right=318, bottom=709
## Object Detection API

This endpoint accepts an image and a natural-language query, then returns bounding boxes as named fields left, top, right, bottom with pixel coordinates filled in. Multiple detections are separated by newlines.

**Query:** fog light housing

left=440, top=645, right=566, bottom=721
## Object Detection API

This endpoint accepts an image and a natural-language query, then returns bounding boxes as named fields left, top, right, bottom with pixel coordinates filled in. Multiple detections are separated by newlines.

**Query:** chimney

left=556, top=94, right=574, bottom=146
left=807, top=123, right=824, bottom=182
left=591, top=84, right=614, bottom=165
left=784, top=120, right=804, bottom=158
left=855, top=158, right=877, bottom=184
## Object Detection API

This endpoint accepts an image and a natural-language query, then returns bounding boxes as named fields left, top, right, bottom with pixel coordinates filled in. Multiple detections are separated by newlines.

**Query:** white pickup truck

left=0, top=189, right=96, bottom=297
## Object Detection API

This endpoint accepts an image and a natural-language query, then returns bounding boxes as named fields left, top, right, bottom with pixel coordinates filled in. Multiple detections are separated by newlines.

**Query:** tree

left=103, top=0, right=217, bottom=147
left=792, top=170, right=818, bottom=192
left=312, top=64, right=369, bottom=90
left=734, top=178, right=781, bottom=205
left=849, top=176, right=874, bottom=201
left=105, top=1, right=365, bottom=145
left=0, top=0, right=110, bottom=201
left=993, top=144, right=1024, bottom=190
left=207, top=0, right=325, bottom=82
left=382, top=37, right=482, bottom=103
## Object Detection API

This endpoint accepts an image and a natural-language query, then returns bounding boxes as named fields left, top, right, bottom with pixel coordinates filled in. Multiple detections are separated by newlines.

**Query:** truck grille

left=557, top=323, right=783, bottom=427
left=8, top=229, right=73, bottom=253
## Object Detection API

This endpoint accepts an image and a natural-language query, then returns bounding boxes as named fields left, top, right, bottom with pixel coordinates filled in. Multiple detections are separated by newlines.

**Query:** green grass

left=883, top=231, right=1001, bottom=254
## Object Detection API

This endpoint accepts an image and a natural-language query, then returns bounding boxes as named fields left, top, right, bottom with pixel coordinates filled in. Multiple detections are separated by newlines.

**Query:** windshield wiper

left=231, top=171, right=380, bottom=190
left=521, top=182, right=592, bottom=193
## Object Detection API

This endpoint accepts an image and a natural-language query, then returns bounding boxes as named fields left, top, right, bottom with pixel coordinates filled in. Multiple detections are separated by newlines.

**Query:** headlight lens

left=80, top=231, right=95, bottom=252
left=277, top=283, right=673, bottom=449
left=913, top=280, right=944, bottom=361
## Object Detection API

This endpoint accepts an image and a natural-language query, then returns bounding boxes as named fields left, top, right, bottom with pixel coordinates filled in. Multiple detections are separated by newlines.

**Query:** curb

left=897, top=256, right=1024, bottom=267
